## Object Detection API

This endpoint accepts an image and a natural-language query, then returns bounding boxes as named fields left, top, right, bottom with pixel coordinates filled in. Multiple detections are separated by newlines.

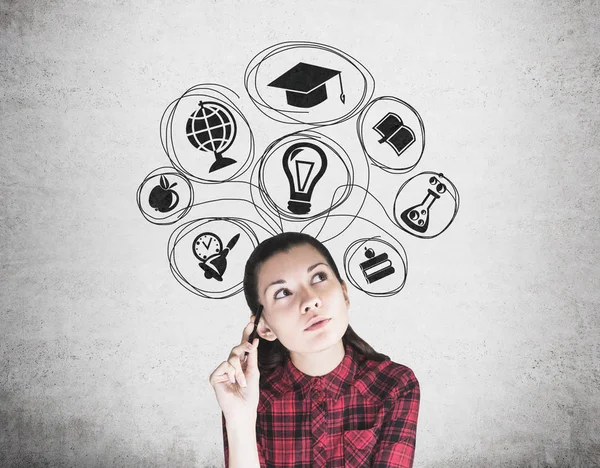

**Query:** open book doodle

left=373, top=112, right=415, bottom=156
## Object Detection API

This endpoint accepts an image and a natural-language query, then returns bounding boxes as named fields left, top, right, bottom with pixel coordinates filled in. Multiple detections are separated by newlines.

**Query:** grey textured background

left=1, top=0, right=599, bottom=467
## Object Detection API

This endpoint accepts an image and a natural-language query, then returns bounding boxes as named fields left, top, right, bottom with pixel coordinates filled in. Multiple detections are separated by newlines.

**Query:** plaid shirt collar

left=280, top=342, right=359, bottom=401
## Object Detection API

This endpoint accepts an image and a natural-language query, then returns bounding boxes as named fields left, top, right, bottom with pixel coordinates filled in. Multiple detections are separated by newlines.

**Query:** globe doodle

left=186, top=101, right=238, bottom=173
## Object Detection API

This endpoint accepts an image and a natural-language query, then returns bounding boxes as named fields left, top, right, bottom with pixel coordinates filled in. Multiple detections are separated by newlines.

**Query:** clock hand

left=202, top=237, right=212, bottom=249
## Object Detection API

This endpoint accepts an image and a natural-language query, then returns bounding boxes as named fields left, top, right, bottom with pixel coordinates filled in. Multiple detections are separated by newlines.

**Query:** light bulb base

left=288, top=200, right=311, bottom=215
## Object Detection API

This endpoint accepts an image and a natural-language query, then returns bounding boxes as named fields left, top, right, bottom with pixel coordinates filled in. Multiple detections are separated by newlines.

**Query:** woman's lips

left=305, top=318, right=331, bottom=332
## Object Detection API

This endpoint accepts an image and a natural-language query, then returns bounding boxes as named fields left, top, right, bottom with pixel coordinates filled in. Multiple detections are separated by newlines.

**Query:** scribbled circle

left=136, top=167, right=194, bottom=225
left=393, top=171, right=460, bottom=238
left=186, top=101, right=237, bottom=155
left=251, top=130, right=354, bottom=223
left=244, top=41, right=375, bottom=126
left=344, top=237, right=407, bottom=297
left=357, top=96, right=425, bottom=174
left=160, top=84, right=255, bottom=184
left=167, top=217, right=259, bottom=299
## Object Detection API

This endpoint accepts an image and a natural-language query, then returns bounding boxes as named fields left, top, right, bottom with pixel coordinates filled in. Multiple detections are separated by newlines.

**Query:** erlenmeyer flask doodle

left=359, top=247, right=395, bottom=284
left=400, top=175, right=447, bottom=233
left=282, top=142, right=328, bottom=215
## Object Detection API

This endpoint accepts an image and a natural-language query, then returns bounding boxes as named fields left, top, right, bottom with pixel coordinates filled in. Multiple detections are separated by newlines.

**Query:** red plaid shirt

left=222, top=342, right=420, bottom=467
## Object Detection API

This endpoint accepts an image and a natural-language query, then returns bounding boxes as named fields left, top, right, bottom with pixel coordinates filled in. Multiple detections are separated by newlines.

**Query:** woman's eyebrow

left=264, top=279, right=285, bottom=296
left=307, top=262, right=327, bottom=273
left=263, top=262, right=328, bottom=296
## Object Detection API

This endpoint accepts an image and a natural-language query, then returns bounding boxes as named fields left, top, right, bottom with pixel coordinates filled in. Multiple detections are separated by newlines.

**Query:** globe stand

left=209, top=152, right=237, bottom=173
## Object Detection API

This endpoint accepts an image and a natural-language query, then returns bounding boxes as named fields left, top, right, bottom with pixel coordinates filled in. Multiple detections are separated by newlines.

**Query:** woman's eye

left=274, top=288, right=291, bottom=300
left=312, top=272, right=328, bottom=283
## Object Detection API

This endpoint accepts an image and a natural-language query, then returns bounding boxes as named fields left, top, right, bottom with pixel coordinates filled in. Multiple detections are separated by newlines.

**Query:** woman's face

left=256, top=243, right=350, bottom=353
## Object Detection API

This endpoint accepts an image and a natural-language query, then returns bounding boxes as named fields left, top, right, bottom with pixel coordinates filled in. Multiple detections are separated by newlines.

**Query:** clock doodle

left=192, top=232, right=240, bottom=282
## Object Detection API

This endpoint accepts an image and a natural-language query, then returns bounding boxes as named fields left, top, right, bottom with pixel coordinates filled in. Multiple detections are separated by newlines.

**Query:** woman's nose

left=300, top=288, right=322, bottom=313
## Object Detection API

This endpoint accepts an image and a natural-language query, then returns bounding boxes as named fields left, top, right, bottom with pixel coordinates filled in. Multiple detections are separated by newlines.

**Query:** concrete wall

left=1, top=0, right=598, bottom=466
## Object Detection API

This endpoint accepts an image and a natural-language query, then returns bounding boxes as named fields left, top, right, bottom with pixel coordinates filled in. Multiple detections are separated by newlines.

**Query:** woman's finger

left=227, top=353, right=248, bottom=388
left=208, top=361, right=237, bottom=387
left=245, top=337, right=259, bottom=370
left=239, top=319, right=256, bottom=346
left=230, top=340, right=254, bottom=360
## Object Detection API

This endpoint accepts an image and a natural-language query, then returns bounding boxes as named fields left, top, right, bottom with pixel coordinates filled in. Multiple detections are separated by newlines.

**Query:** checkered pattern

left=222, top=342, right=420, bottom=467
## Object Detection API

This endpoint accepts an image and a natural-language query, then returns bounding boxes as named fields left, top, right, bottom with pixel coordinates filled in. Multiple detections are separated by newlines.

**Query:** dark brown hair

left=243, top=232, right=390, bottom=375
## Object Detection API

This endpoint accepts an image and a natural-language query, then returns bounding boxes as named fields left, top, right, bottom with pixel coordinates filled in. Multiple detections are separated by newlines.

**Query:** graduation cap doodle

left=268, top=62, right=345, bottom=108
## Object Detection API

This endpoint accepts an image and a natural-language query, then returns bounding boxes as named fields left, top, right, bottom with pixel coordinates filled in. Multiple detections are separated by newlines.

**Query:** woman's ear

left=257, top=315, right=278, bottom=341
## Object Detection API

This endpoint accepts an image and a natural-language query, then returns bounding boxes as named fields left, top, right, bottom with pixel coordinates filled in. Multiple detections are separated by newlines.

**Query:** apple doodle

left=149, top=175, right=180, bottom=213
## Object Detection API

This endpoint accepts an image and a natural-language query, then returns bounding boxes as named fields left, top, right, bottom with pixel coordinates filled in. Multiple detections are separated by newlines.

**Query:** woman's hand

left=209, top=316, right=260, bottom=423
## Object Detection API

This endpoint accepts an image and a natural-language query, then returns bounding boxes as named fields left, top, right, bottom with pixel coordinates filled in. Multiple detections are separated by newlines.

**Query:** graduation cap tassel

left=339, top=74, right=345, bottom=104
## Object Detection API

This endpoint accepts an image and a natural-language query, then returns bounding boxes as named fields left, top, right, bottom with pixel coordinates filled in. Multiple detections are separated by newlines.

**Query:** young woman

left=208, top=232, right=420, bottom=468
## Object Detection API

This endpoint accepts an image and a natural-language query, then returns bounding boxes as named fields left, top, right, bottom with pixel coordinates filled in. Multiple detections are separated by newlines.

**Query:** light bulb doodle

left=359, top=247, right=396, bottom=284
left=186, top=101, right=238, bottom=173
left=282, top=142, right=328, bottom=215
left=192, top=232, right=240, bottom=281
left=252, top=130, right=355, bottom=224
left=400, top=175, right=447, bottom=233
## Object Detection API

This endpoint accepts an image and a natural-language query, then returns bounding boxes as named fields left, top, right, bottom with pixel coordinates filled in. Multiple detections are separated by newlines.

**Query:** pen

left=243, top=305, right=263, bottom=363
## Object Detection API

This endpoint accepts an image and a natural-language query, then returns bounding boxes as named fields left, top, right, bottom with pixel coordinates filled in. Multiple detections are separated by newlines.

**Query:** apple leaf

left=160, top=175, right=168, bottom=189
